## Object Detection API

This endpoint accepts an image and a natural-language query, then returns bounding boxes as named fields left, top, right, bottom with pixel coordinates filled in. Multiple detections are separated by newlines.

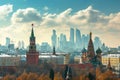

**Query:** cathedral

left=81, top=32, right=102, bottom=67
left=26, top=24, right=39, bottom=65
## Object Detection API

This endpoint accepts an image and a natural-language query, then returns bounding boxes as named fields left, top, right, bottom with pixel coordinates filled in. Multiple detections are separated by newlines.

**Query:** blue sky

left=0, top=0, right=120, bottom=47
left=0, top=0, right=120, bottom=14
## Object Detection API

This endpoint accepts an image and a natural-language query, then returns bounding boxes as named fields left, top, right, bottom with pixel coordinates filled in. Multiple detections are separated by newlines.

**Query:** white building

left=0, top=54, right=21, bottom=66
left=74, top=55, right=82, bottom=64
left=102, top=53, right=120, bottom=71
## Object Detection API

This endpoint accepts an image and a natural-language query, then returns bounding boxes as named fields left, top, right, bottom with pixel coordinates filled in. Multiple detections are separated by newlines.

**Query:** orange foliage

left=16, top=71, right=28, bottom=80
left=27, top=72, right=38, bottom=80
left=54, top=72, right=63, bottom=80
left=38, top=74, right=50, bottom=80
left=96, top=70, right=118, bottom=80
left=3, top=74, right=16, bottom=80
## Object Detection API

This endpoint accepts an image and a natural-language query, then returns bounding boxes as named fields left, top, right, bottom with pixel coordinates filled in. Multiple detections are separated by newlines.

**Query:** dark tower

left=26, top=24, right=39, bottom=65
left=87, top=32, right=95, bottom=59
left=53, top=46, right=56, bottom=55
left=107, top=58, right=112, bottom=70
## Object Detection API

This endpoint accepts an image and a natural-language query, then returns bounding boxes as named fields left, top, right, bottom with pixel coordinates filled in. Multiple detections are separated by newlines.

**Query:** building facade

left=102, top=54, right=120, bottom=70
left=0, top=54, right=20, bottom=66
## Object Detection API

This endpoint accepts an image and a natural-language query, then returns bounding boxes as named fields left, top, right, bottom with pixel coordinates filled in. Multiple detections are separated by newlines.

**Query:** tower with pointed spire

left=107, top=58, right=112, bottom=70
left=26, top=24, right=39, bottom=65
left=53, top=46, right=56, bottom=55
left=87, top=32, right=95, bottom=60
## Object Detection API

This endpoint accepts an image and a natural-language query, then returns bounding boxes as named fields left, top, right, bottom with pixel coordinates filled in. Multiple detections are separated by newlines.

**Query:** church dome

left=96, top=48, right=102, bottom=54
left=81, top=48, right=87, bottom=53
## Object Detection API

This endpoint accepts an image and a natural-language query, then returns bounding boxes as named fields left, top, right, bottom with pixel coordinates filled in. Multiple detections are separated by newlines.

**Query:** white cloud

left=35, top=6, right=120, bottom=47
left=0, top=4, right=13, bottom=20
left=11, top=8, right=42, bottom=24
left=0, top=6, right=120, bottom=47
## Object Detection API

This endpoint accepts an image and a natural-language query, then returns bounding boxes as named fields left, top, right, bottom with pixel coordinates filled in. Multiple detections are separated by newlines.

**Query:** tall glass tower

left=70, top=28, right=74, bottom=44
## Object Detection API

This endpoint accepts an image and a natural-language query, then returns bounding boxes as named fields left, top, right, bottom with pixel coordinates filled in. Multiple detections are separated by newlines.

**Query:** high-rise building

left=94, top=37, right=102, bottom=50
left=26, top=24, right=39, bottom=65
left=76, top=29, right=82, bottom=49
left=8, top=44, right=14, bottom=50
left=59, top=33, right=67, bottom=51
left=51, top=29, right=57, bottom=47
left=70, top=28, right=74, bottom=45
left=21, top=41, right=24, bottom=49
left=18, top=41, right=21, bottom=49
left=40, top=42, right=51, bottom=52
left=81, top=34, right=89, bottom=49
left=6, top=37, right=10, bottom=47
left=82, top=34, right=85, bottom=48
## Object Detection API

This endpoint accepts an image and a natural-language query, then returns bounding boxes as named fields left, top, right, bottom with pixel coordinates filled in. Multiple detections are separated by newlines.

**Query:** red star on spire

left=32, top=23, right=34, bottom=27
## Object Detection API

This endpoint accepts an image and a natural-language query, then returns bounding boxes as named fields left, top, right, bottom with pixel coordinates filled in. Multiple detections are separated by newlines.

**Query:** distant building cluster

left=0, top=24, right=119, bottom=79
left=50, top=28, right=111, bottom=53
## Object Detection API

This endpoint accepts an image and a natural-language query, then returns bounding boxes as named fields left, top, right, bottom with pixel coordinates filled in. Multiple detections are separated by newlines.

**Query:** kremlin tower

left=87, top=32, right=95, bottom=59
left=26, top=24, right=39, bottom=65
left=81, top=32, right=102, bottom=66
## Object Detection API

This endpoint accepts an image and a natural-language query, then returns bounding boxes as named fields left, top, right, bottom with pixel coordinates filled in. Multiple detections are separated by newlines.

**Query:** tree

left=17, top=71, right=28, bottom=80
left=63, top=65, right=68, bottom=80
left=38, top=74, right=50, bottom=80
left=88, top=72, right=95, bottom=80
left=3, top=74, right=16, bottom=80
left=27, top=72, right=38, bottom=80
left=54, top=72, right=63, bottom=80
left=49, top=68, right=54, bottom=80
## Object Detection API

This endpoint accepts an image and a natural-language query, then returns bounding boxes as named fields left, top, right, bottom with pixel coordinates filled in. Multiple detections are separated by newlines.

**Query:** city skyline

left=0, top=0, right=120, bottom=48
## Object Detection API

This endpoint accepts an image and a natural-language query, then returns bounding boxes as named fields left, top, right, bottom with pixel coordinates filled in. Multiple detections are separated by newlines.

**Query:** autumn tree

left=16, top=71, right=28, bottom=80
left=27, top=72, right=38, bottom=80
left=54, top=72, right=63, bottom=80
left=3, top=74, right=16, bottom=80
left=38, top=73, right=50, bottom=80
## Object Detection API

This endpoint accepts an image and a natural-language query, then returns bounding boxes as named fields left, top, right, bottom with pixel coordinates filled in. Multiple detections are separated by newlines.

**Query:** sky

left=0, top=0, right=120, bottom=48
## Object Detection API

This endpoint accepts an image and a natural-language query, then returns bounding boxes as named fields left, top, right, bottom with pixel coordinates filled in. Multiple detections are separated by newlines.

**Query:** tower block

left=26, top=24, right=39, bottom=65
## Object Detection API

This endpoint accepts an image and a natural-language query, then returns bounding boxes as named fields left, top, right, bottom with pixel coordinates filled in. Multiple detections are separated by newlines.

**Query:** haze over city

left=0, top=0, right=120, bottom=48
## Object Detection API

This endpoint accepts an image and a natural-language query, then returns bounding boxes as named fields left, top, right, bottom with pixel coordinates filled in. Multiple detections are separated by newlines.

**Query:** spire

left=90, top=32, right=92, bottom=39
left=31, top=24, right=34, bottom=38
left=53, top=46, right=56, bottom=55
left=87, top=32, right=95, bottom=58
left=107, top=58, right=112, bottom=70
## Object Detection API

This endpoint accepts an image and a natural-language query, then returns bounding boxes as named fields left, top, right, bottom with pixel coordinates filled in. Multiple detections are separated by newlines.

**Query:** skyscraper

left=51, top=29, right=57, bottom=47
left=70, top=28, right=74, bottom=44
left=18, top=41, right=22, bottom=49
left=82, top=34, right=89, bottom=49
left=21, top=41, right=25, bottom=49
left=76, top=29, right=82, bottom=49
left=59, top=33, right=67, bottom=50
left=26, top=24, right=39, bottom=65
left=6, top=37, right=10, bottom=47
left=94, top=37, right=102, bottom=50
